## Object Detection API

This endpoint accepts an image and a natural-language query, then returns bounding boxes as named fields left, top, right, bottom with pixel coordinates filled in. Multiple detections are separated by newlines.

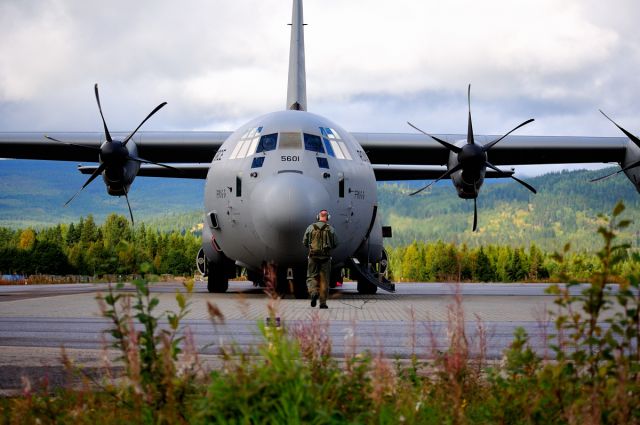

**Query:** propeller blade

left=599, top=109, right=640, bottom=149
left=510, top=175, right=537, bottom=194
left=590, top=159, right=640, bottom=182
left=45, top=135, right=100, bottom=151
left=123, top=185, right=135, bottom=225
left=64, top=162, right=107, bottom=206
left=485, top=161, right=537, bottom=194
left=482, top=118, right=535, bottom=152
left=122, top=102, right=167, bottom=146
left=94, top=84, right=112, bottom=143
left=407, top=121, right=462, bottom=153
left=409, top=163, right=464, bottom=196
left=473, top=197, right=478, bottom=232
left=127, top=154, right=181, bottom=172
left=467, top=84, right=474, bottom=145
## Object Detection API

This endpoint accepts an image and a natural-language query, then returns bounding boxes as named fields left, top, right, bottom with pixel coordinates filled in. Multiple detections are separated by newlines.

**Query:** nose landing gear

left=262, top=263, right=309, bottom=299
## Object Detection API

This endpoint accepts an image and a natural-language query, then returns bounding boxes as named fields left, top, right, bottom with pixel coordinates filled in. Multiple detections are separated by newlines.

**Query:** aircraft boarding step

left=347, top=257, right=396, bottom=293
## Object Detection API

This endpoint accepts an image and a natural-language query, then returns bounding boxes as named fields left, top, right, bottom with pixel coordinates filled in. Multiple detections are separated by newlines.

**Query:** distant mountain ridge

left=0, top=160, right=204, bottom=229
left=0, top=160, right=638, bottom=251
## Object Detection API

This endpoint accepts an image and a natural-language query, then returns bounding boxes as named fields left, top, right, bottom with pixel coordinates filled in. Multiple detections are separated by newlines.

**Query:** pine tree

left=475, top=247, right=494, bottom=282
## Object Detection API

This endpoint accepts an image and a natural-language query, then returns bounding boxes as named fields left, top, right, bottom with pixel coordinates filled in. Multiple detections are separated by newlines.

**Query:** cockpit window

left=279, top=132, right=302, bottom=149
left=320, top=127, right=352, bottom=160
left=303, top=133, right=325, bottom=153
left=251, top=156, right=265, bottom=168
left=230, top=126, right=263, bottom=159
left=256, top=133, right=277, bottom=153
left=323, top=138, right=335, bottom=157
left=316, top=157, right=329, bottom=169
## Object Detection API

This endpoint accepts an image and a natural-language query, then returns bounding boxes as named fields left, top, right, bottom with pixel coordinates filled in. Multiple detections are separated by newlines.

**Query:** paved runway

left=0, top=280, right=614, bottom=354
left=0, top=280, right=619, bottom=392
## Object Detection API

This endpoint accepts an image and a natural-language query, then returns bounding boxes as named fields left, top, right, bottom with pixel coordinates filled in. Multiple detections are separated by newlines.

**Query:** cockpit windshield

left=303, top=133, right=324, bottom=153
left=228, top=126, right=356, bottom=161
left=256, top=133, right=277, bottom=153
left=279, top=132, right=302, bottom=149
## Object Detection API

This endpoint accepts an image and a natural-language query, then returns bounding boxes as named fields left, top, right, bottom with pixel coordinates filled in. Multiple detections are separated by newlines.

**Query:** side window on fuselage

left=230, top=126, right=263, bottom=159
left=320, top=127, right=353, bottom=160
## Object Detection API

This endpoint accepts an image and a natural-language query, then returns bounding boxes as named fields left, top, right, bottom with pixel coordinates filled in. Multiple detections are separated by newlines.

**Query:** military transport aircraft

left=0, top=0, right=638, bottom=297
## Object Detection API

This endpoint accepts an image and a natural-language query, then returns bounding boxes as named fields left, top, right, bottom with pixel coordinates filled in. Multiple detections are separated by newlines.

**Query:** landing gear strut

left=275, top=267, right=308, bottom=299
left=207, top=262, right=228, bottom=293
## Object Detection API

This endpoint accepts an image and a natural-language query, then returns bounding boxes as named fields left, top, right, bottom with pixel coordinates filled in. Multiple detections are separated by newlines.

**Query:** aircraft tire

left=329, top=269, right=343, bottom=289
left=247, top=270, right=265, bottom=287
left=293, top=283, right=308, bottom=299
left=357, top=279, right=378, bottom=295
left=274, top=268, right=291, bottom=297
left=293, top=267, right=309, bottom=299
left=207, top=262, right=229, bottom=293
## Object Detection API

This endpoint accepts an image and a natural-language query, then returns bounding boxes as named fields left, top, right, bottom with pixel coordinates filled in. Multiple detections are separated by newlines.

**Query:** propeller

left=590, top=110, right=640, bottom=182
left=408, top=84, right=537, bottom=231
left=44, top=83, right=172, bottom=223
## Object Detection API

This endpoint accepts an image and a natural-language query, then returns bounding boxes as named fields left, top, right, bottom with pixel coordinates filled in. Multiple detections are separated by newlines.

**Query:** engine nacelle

left=102, top=140, right=141, bottom=196
left=447, top=144, right=486, bottom=199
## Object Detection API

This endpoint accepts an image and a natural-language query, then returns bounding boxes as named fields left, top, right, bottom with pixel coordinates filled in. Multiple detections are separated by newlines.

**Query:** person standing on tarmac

left=302, top=209, right=338, bottom=309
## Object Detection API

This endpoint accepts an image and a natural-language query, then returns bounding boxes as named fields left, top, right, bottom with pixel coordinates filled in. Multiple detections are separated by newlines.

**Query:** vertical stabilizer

left=286, top=0, right=307, bottom=111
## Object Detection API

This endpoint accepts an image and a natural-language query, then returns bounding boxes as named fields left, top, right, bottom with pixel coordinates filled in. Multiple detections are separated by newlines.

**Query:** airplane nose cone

left=251, top=173, right=330, bottom=262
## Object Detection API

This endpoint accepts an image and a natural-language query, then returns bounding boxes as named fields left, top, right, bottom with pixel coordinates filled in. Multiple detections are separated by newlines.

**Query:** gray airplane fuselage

left=201, top=110, right=380, bottom=272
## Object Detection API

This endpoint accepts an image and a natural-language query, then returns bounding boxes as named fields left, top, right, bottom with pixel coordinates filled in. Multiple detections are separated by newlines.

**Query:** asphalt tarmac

left=0, top=280, right=619, bottom=393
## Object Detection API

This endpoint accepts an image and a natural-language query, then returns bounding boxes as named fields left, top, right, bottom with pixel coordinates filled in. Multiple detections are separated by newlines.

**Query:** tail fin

left=286, top=0, right=307, bottom=111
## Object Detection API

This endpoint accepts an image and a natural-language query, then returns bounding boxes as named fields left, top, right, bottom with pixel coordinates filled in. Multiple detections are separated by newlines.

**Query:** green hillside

left=0, top=160, right=638, bottom=252
left=379, top=168, right=640, bottom=251
left=0, top=160, right=205, bottom=229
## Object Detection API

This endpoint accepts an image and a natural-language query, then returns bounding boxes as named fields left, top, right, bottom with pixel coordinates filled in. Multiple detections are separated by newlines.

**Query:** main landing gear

left=349, top=249, right=394, bottom=294
left=207, top=263, right=228, bottom=293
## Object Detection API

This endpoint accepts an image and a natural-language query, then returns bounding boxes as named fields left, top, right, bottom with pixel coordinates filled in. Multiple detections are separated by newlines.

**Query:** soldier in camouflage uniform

left=302, top=209, right=338, bottom=309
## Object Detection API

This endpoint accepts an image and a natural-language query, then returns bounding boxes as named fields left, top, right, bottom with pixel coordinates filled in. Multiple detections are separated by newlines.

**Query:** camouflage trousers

left=306, top=256, right=331, bottom=305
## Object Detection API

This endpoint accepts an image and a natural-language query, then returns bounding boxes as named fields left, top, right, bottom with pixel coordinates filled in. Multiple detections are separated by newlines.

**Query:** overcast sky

left=1, top=0, right=639, bottom=175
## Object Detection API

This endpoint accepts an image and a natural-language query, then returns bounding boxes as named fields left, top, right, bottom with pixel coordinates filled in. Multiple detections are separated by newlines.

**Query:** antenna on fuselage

left=286, top=0, right=307, bottom=111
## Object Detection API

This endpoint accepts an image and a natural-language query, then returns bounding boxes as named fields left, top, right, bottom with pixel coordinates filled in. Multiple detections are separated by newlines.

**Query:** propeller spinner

left=407, top=85, right=537, bottom=231
left=45, top=84, right=173, bottom=224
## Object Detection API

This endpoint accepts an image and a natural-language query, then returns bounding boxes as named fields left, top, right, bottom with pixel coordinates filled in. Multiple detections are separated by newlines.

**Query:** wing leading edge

left=354, top=133, right=628, bottom=167
left=0, top=131, right=231, bottom=163
left=1, top=131, right=630, bottom=180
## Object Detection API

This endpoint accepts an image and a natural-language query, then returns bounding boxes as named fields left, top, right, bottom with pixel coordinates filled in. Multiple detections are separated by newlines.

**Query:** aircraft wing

left=1, top=130, right=630, bottom=178
left=0, top=131, right=232, bottom=163
left=353, top=133, right=628, bottom=166
left=78, top=163, right=211, bottom=179
left=372, top=164, right=513, bottom=181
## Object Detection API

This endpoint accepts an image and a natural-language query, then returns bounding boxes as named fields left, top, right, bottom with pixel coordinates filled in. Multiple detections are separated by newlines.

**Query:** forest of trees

left=386, top=240, right=640, bottom=282
left=377, top=169, right=640, bottom=251
left=0, top=214, right=200, bottom=277
left=2, top=210, right=640, bottom=283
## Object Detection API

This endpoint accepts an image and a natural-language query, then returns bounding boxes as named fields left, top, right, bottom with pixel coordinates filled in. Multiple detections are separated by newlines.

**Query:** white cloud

left=0, top=0, right=638, bottom=176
